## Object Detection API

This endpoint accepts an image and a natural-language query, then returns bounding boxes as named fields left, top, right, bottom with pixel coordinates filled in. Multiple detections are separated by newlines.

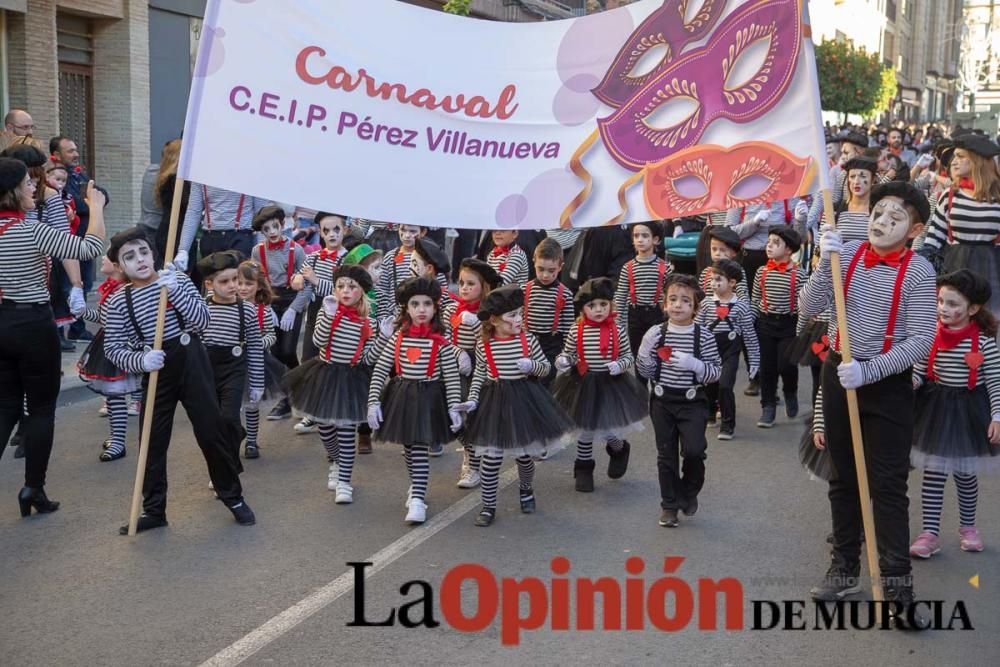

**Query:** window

left=883, top=30, right=895, bottom=68
left=885, top=0, right=896, bottom=21
left=56, top=13, right=94, bottom=176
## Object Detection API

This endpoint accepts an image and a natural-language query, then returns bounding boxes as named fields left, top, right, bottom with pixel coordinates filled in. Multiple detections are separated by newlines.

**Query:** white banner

left=179, top=0, right=828, bottom=230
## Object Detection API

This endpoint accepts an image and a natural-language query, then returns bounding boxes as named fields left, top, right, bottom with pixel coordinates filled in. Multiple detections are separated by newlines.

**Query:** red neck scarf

left=326, top=304, right=370, bottom=365
left=927, top=321, right=980, bottom=389
left=97, top=277, right=123, bottom=305
left=491, top=245, right=510, bottom=258
left=958, top=177, right=975, bottom=191
left=0, top=210, right=25, bottom=220
left=450, top=300, right=480, bottom=345
left=338, top=303, right=364, bottom=323
left=395, top=323, right=447, bottom=377
left=863, top=245, right=909, bottom=269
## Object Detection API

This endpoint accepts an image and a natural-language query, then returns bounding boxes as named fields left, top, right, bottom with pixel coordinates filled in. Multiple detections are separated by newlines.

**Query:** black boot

left=519, top=488, right=536, bottom=514
left=884, top=584, right=931, bottom=631
left=574, top=459, right=595, bottom=492
left=784, top=391, right=799, bottom=418
left=474, top=507, right=496, bottom=527
left=119, top=513, right=168, bottom=535
left=606, top=440, right=631, bottom=479
left=18, top=486, right=60, bottom=517
left=228, top=499, right=257, bottom=525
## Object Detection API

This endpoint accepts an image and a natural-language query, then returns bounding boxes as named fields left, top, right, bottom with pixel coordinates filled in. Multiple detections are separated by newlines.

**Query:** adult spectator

left=49, top=134, right=109, bottom=342
left=138, top=145, right=165, bottom=239
left=887, top=128, right=917, bottom=168
left=560, top=225, right=632, bottom=294
left=176, top=183, right=270, bottom=271
left=152, top=139, right=191, bottom=269
left=1, top=109, right=35, bottom=150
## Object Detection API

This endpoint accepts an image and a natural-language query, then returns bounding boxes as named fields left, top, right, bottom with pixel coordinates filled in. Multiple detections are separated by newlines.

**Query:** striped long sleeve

left=0, top=217, right=103, bottom=303
left=523, top=279, right=575, bottom=335
left=487, top=244, right=529, bottom=286
left=468, top=333, right=550, bottom=403
left=367, top=332, right=462, bottom=408
left=310, top=307, right=379, bottom=365
left=695, top=298, right=760, bottom=368
left=913, top=335, right=1000, bottom=415
left=921, top=192, right=1000, bottom=252
left=291, top=247, right=347, bottom=312
left=560, top=320, right=635, bottom=372
left=178, top=185, right=269, bottom=253
left=635, top=322, right=722, bottom=387
left=614, top=256, right=672, bottom=331
left=201, top=299, right=265, bottom=392
left=376, top=247, right=413, bottom=318
left=751, top=264, right=803, bottom=316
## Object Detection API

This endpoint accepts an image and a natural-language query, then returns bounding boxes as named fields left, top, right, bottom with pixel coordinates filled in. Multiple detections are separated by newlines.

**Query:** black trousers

left=822, top=355, right=913, bottom=579
left=300, top=299, right=322, bottom=363
left=193, top=229, right=255, bottom=285
left=0, top=303, right=60, bottom=487
left=626, top=304, right=664, bottom=356
left=740, top=247, right=768, bottom=290
left=139, top=336, right=243, bottom=517
left=534, top=331, right=565, bottom=388
left=705, top=333, right=741, bottom=430
left=650, top=390, right=709, bottom=510
left=755, top=313, right=798, bottom=407
left=271, top=287, right=304, bottom=371
left=207, top=346, right=248, bottom=472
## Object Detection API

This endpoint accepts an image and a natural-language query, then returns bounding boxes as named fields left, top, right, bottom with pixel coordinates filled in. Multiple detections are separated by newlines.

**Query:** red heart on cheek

left=965, top=351, right=984, bottom=370
left=657, top=346, right=673, bottom=361
left=406, top=347, right=422, bottom=364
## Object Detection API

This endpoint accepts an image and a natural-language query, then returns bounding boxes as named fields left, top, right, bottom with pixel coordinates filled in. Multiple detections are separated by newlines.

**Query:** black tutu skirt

left=786, top=318, right=829, bottom=367
left=798, top=423, right=835, bottom=481
left=552, top=368, right=648, bottom=434
left=912, top=382, right=1000, bottom=475
left=463, top=378, right=576, bottom=457
left=377, top=377, right=453, bottom=447
left=77, top=329, right=141, bottom=396
left=243, top=351, right=286, bottom=411
left=282, top=358, right=370, bottom=425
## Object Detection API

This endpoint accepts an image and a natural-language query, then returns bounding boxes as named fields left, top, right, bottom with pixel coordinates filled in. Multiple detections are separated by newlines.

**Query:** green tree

left=815, top=39, right=898, bottom=121
left=443, top=0, right=472, bottom=16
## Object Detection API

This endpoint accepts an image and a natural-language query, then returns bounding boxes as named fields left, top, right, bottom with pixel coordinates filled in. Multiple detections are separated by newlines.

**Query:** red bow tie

left=318, top=248, right=340, bottom=261
left=266, top=240, right=285, bottom=251
left=491, top=245, right=511, bottom=258
left=863, top=246, right=907, bottom=269
left=958, top=177, right=975, bottom=191
left=765, top=259, right=790, bottom=273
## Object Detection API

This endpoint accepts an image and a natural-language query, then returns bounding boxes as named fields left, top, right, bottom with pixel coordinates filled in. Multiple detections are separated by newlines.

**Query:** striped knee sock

left=464, top=444, right=481, bottom=473
left=516, top=455, right=535, bottom=491
left=480, top=454, right=503, bottom=509
left=244, top=407, right=260, bottom=447
left=409, top=446, right=430, bottom=501
left=576, top=435, right=594, bottom=462
left=105, top=395, right=127, bottom=456
left=920, top=469, right=947, bottom=536
left=337, top=426, right=356, bottom=485
left=954, top=472, right=979, bottom=528
left=319, top=424, right=339, bottom=464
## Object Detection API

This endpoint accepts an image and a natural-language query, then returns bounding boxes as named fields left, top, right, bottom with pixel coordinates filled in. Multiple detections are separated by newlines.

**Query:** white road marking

left=199, top=466, right=519, bottom=666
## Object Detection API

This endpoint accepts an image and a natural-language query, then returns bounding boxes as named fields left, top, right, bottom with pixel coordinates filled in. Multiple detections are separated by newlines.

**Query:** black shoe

left=18, top=486, right=60, bottom=517
left=266, top=399, right=291, bottom=421
left=717, top=428, right=734, bottom=441
left=606, top=440, right=630, bottom=479
left=573, top=459, right=595, bottom=492
left=68, top=329, right=94, bottom=341
left=743, top=378, right=760, bottom=396
left=884, top=584, right=931, bottom=631
left=756, top=405, right=776, bottom=428
left=119, top=513, right=168, bottom=535
left=428, top=443, right=444, bottom=457
left=244, top=444, right=260, bottom=459
left=99, top=442, right=126, bottom=462
left=784, top=392, right=799, bottom=418
left=519, top=489, right=536, bottom=514
left=810, top=562, right=862, bottom=601
left=474, top=507, right=496, bottom=527
left=681, top=495, right=698, bottom=517
left=228, top=500, right=256, bottom=525
left=658, top=509, right=679, bottom=527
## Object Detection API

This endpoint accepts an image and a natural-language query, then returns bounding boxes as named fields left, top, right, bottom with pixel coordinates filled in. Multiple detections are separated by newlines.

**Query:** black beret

left=459, top=257, right=502, bottom=290
left=108, top=226, right=153, bottom=263
left=574, top=277, right=615, bottom=311
left=313, top=211, right=347, bottom=226
left=333, top=263, right=374, bottom=294
left=396, top=276, right=442, bottom=306
left=841, top=131, right=869, bottom=149
left=630, top=220, right=663, bottom=239
left=938, top=269, right=992, bottom=307
left=843, top=156, right=878, bottom=175
left=870, top=181, right=931, bottom=224
left=0, top=157, right=28, bottom=192
left=707, top=225, right=741, bottom=251
left=952, top=133, right=1000, bottom=159
left=0, top=143, right=46, bottom=168
left=413, top=237, right=451, bottom=275
left=251, top=204, right=286, bottom=232
left=767, top=225, right=801, bottom=252
left=933, top=139, right=955, bottom=165
left=477, top=284, right=524, bottom=321
left=196, top=250, right=242, bottom=278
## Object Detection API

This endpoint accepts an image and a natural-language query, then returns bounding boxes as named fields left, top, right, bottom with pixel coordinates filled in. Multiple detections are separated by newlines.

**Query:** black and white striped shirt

left=635, top=322, right=722, bottom=388
left=201, top=298, right=265, bottom=391
left=522, top=279, right=574, bottom=335
left=801, top=240, right=936, bottom=385
left=614, top=256, right=672, bottom=329
left=35, top=194, right=70, bottom=235
left=368, top=330, right=462, bottom=407
left=252, top=239, right=306, bottom=291
left=560, top=319, right=635, bottom=373
left=751, top=262, right=803, bottom=316
left=103, top=274, right=210, bottom=373
left=922, top=191, right=1000, bottom=251
left=0, top=215, right=103, bottom=303
left=487, top=244, right=529, bottom=286
left=467, top=333, right=550, bottom=403
left=291, top=246, right=347, bottom=312
left=255, top=303, right=278, bottom=348
left=914, top=334, right=1000, bottom=415
left=311, top=307, right=378, bottom=366
left=441, top=300, right=482, bottom=352
left=698, top=266, right=749, bottom=301
left=696, top=299, right=760, bottom=367
left=178, top=184, right=269, bottom=253
left=376, top=246, right=413, bottom=317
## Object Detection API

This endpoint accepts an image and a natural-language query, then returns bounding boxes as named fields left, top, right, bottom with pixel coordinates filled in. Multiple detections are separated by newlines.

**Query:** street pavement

left=1, top=372, right=998, bottom=666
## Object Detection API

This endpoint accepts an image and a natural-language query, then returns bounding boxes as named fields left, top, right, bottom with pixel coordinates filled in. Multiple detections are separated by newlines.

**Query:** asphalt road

left=1, top=378, right=997, bottom=666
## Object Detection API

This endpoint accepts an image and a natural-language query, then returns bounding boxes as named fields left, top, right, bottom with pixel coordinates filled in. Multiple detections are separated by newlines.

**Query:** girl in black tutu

left=76, top=254, right=141, bottom=461
left=455, top=285, right=575, bottom=527
left=798, top=387, right=835, bottom=482
left=367, top=277, right=463, bottom=524
left=236, top=261, right=285, bottom=459
left=283, top=265, right=379, bottom=505
left=553, top=277, right=648, bottom=492
left=910, top=270, right=1000, bottom=559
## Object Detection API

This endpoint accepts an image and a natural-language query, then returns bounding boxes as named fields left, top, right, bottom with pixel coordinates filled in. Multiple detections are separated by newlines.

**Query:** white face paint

left=868, top=197, right=912, bottom=250
left=117, top=240, right=155, bottom=281
left=261, top=219, right=283, bottom=244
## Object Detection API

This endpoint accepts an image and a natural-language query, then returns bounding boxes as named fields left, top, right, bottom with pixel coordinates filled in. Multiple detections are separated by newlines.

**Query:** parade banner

left=179, top=0, right=829, bottom=230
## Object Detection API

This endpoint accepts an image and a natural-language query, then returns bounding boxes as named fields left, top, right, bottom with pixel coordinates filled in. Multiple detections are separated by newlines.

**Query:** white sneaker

left=457, top=468, right=480, bottom=488
left=405, top=498, right=427, bottom=524
left=335, top=482, right=354, bottom=504
left=128, top=400, right=141, bottom=416
left=295, top=418, right=318, bottom=434
left=98, top=399, right=108, bottom=417
left=404, top=485, right=413, bottom=508
left=327, top=463, right=339, bottom=491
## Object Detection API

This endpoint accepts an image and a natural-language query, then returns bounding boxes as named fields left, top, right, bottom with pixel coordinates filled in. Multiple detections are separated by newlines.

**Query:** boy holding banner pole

left=801, top=184, right=935, bottom=629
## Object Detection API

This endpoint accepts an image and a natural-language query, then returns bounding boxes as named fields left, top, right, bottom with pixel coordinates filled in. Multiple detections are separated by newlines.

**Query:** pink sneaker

left=909, top=531, right=941, bottom=558
left=959, top=527, right=984, bottom=552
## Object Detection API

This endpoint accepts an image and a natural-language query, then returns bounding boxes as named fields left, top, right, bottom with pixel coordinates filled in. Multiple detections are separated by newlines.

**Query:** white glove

left=68, top=286, right=86, bottom=317
left=458, top=349, right=472, bottom=376
left=819, top=224, right=843, bottom=260
left=555, top=355, right=572, bottom=373
left=141, top=349, right=166, bottom=372
left=379, top=317, right=395, bottom=338
left=753, top=209, right=770, bottom=224
left=448, top=409, right=463, bottom=433
left=837, top=360, right=864, bottom=389
left=516, top=358, right=534, bottom=374
left=460, top=311, right=479, bottom=327
left=638, top=327, right=660, bottom=362
left=322, top=295, right=339, bottom=317
left=794, top=201, right=809, bottom=222
left=606, top=360, right=624, bottom=376
left=367, top=403, right=383, bottom=431
left=671, top=350, right=705, bottom=375
left=749, top=364, right=760, bottom=380
left=171, top=253, right=189, bottom=273
left=156, top=264, right=180, bottom=294
left=248, top=388, right=264, bottom=406
left=279, top=309, right=297, bottom=332
left=455, top=400, right=478, bottom=413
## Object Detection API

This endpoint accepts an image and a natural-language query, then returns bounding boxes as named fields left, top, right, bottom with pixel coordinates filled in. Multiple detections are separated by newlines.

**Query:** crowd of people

left=2, top=106, right=1000, bottom=630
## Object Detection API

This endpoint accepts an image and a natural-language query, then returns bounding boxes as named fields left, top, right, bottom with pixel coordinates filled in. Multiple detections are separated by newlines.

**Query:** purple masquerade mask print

left=591, top=0, right=726, bottom=109
left=596, top=0, right=803, bottom=171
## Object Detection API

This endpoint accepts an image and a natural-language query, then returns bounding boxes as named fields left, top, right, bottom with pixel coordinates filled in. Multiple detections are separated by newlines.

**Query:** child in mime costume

left=103, top=227, right=255, bottom=533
